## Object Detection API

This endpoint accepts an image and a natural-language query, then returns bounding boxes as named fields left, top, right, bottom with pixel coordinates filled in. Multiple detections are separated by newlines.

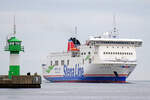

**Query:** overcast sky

left=0, top=0, right=149, bottom=80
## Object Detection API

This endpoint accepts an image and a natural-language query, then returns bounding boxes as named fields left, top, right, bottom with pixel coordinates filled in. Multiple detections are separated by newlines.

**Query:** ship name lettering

left=64, top=64, right=84, bottom=77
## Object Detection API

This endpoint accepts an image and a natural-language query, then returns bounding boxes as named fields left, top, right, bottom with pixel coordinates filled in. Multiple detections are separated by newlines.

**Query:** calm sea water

left=0, top=81, right=150, bottom=100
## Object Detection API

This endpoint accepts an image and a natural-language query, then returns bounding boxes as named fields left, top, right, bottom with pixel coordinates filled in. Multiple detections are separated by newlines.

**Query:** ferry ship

left=42, top=26, right=142, bottom=83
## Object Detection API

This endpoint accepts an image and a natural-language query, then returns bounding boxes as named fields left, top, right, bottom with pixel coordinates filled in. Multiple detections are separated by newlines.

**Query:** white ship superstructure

left=43, top=29, right=142, bottom=83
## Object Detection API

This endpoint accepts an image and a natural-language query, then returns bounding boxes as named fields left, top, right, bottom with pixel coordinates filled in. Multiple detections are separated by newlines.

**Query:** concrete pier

left=0, top=74, right=41, bottom=88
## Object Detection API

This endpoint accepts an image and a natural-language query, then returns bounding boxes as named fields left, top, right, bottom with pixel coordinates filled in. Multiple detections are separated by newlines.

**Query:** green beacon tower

left=5, top=18, right=24, bottom=79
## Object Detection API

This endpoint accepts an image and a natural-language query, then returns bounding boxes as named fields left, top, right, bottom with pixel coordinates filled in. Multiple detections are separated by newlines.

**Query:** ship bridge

left=87, top=37, right=142, bottom=47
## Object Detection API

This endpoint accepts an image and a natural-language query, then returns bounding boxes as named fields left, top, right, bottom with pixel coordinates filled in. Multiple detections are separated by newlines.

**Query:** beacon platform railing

left=4, top=46, right=24, bottom=51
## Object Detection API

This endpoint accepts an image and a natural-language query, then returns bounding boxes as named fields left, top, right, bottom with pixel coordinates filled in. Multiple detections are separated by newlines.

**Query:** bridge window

left=131, top=42, right=134, bottom=44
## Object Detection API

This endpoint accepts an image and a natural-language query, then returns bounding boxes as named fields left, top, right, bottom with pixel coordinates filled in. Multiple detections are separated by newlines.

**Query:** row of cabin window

left=81, top=52, right=91, bottom=55
left=51, top=60, right=69, bottom=66
left=51, top=58, right=92, bottom=66
left=94, top=41, right=135, bottom=44
left=103, top=52, right=133, bottom=55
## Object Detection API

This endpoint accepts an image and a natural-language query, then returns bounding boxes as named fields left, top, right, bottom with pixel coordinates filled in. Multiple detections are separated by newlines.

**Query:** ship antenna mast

left=72, top=26, right=78, bottom=38
left=75, top=26, right=77, bottom=35
left=113, top=14, right=116, bottom=34
left=74, top=26, right=78, bottom=44
left=75, top=26, right=78, bottom=38
left=112, top=14, right=119, bottom=38
left=13, top=16, right=16, bottom=37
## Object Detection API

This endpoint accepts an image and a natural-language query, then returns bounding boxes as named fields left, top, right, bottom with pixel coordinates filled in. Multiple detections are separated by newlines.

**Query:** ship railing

left=100, top=60, right=137, bottom=64
left=48, top=52, right=71, bottom=57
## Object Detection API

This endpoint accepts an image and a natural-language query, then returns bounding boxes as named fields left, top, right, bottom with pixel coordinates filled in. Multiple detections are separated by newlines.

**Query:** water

left=0, top=81, right=150, bottom=100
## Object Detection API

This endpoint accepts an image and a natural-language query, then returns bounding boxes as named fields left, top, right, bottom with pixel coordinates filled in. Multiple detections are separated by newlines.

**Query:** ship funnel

left=67, top=37, right=80, bottom=52
left=67, top=39, right=75, bottom=52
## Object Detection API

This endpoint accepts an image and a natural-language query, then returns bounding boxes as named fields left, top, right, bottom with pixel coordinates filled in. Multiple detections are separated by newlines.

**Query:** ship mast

left=73, top=26, right=78, bottom=38
left=113, top=14, right=116, bottom=34
left=75, top=26, right=77, bottom=35
left=74, top=26, right=78, bottom=44
left=112, top=14, right=119, bottom=38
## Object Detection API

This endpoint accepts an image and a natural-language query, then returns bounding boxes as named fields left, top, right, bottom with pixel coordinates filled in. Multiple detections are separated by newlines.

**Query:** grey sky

left=0, top=0, right=149, bottom=80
